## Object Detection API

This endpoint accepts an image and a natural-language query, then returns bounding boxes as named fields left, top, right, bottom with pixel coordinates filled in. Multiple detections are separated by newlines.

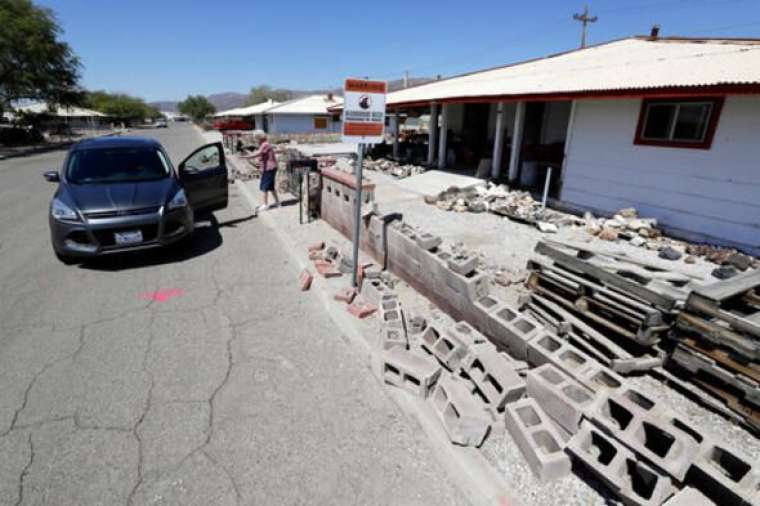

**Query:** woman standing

left=244, top=131, right=280, bottom=212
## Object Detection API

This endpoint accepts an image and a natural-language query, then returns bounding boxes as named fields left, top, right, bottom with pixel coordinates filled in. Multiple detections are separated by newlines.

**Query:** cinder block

left=526, top=331, right=596, bottom=380
left=462, top=346, right=525, bottom=414
left=526, top=364, right=595, bottom=435
left=431, top=375, right=492, bottom=447
left=415, top=232, right=442, bottom=251
left=442, top=267, right=490, bottom=310
left=689, top=440, right=760, bottom=506
left=376, top=347, right=442, bottom=398
left=489, top=305, right=542, bottom=360
left=420, top=324, right=471, bottom=371
left=504, top=398, right=572, bottom=483
left=663, top=487, right=715, bottom=506
left=472, top=295, right=501, bottom=336
left=447, top=253, right=477, bottom=276
left=377, top=327, right=407, bottom=351
left=573, top=362, right=625, bottom=393
left=379, top=297, right=405, bottom=330
left=418, top=249, right=451, bottom=296
left=406, top=314, right=427, bottom=335
left=361, top=279, right=392, bottom=306
left=448, top=321, right=487, bottom=346
left=567, top=421, right=675, bottom=506
left=585, top=391, right=700, bottom=481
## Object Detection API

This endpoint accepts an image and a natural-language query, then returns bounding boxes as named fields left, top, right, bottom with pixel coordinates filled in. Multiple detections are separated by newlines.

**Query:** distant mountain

left=149, top=78, right=434, bottom=113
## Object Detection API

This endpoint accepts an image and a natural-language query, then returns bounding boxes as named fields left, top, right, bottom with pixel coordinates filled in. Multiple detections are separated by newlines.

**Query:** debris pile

left=364, top=158, right=426, bottom=179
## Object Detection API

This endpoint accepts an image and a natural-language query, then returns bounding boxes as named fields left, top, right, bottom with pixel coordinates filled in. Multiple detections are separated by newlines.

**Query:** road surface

left=0, top=124, right=467, bottom=505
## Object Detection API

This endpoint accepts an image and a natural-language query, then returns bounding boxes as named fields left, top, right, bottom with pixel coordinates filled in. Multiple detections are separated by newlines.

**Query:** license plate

left=114, top=230, right=143, bottom=245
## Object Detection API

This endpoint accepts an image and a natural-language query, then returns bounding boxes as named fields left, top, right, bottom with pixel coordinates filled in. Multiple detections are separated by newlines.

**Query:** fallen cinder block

left=663, top=487, right=715, bottom=505
left=420, top=324, right=471, bottom=371
left=504, top=398, right=572, bottom=483
left=526, top=364, right=594, bottom=435
left=585, top=390, right=700, bottom=482
left=361, top=278, right=394, bottom=306
left=567, top=421, right=675, bottom=506
left=375, top=347, right=442, bottom=398
left=461, top=346, right=525, bottom=415
left=689, top=440, right=760, bottom=506
left=430, top=375, right=491, bottom=447
left=526, top=332, right=598, bottom=384
left=488, top=304, right=542, bottom=360
left=377, top=327, right=407, bottom=351
left=448, top=321, right=487, bottom=346
left=379, top=297, right=405, bottom=331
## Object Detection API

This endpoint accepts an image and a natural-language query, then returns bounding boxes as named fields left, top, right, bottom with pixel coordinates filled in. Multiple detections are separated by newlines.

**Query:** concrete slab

left=396, top=170, right=485, bottom=198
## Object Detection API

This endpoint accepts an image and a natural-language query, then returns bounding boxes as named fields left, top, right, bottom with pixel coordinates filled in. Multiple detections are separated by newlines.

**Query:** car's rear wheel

left=54, top=250, right=79, bottom=265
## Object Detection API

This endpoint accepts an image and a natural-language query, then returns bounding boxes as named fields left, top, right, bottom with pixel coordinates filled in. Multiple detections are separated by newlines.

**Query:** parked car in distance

left=154, top=117, right=168, bottom=128
left=44, top=136, right=228, bottom=264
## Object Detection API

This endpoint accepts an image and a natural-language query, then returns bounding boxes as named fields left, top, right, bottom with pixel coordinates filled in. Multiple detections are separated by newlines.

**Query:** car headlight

left=51, top=198, right=79, bottom=221
left=167, top=189, right=188, bottom=210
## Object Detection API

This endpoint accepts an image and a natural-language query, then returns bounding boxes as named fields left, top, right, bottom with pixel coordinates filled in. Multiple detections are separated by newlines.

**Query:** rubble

left=363, top=158, right=426, bottom=179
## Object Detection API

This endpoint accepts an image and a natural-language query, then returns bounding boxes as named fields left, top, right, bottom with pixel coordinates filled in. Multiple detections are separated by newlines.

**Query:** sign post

left=342, top=78, right=387, bottom=288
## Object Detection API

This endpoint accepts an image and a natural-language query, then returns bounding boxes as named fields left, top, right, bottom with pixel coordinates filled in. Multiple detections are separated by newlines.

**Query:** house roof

left=267, top=94, right=343, bottom=115
left=214, top=99, right=281, bottom=117
left=15, top=103, right=108, bottom=117
left=387, top=37, right=760, bottom=107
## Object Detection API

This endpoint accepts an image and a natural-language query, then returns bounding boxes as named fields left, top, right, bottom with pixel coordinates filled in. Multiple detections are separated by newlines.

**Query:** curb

left=233, top=167, right=518, bottom=506
left=0, top=132, right=125, bottom=161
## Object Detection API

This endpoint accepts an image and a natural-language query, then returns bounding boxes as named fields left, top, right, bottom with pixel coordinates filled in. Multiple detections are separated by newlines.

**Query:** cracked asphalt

left=0, top=124, right=468, bottom=506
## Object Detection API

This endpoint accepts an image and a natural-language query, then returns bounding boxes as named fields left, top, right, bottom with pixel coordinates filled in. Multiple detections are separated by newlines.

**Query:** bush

left=0, top=126, right=44, bottom=146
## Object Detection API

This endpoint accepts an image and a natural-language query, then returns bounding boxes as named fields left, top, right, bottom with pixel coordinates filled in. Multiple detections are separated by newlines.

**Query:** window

left=634, top=97, right=723, bottom=149
left=314, top=117, right=328, bottom=129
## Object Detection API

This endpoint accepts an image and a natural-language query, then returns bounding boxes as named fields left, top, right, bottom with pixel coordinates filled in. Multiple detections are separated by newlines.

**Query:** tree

left=84, top=90, right=156, bottom=122
left=177, top=95, right=215, bottom=121
left=246, top=85, right=292, bottom=106
left=0, top=0, right=82, bottom=114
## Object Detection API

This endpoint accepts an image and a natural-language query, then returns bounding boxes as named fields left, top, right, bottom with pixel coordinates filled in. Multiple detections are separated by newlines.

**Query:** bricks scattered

left=298, top=269, right=313, bottom=291
left=314, top=259, right=342, bottom=278
left=347, top=300, right=377, bottom=319
left=334, top=287, right=356, bottom=304
left=308, top=241, right=326, bottom=252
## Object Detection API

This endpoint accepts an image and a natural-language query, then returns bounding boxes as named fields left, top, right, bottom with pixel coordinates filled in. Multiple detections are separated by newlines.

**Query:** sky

left=38, top=0, right=760, bottom=102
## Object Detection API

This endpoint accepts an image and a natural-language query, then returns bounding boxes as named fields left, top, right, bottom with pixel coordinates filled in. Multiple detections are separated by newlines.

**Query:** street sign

left=342, top=79, right=387, bottom=145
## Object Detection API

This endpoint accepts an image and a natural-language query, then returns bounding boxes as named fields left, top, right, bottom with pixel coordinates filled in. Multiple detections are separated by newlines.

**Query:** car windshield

left=67, top=147, right=170, bottom=184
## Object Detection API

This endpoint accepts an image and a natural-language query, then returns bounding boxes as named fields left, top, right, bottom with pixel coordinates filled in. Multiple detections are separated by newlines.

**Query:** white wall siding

left=562, top=96, right=760, bottom=254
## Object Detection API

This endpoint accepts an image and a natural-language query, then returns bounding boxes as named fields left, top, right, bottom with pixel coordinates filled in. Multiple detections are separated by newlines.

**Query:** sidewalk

left=0, top=130, right=124, bottom=160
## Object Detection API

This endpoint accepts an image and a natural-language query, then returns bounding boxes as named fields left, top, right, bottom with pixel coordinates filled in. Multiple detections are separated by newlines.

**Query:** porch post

left=391, top=113, right=400, bottom=159
left=508, top=101, right=526, bottom=183
left=427, top=102, right=439, bottom=165
left=491, top=102, right=505, bottom=179
left=437, top=103, right=449, bottom=169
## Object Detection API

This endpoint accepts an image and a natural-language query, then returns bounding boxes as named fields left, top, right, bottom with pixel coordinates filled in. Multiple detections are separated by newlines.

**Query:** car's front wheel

left=54, top=250, right=79, bottom=265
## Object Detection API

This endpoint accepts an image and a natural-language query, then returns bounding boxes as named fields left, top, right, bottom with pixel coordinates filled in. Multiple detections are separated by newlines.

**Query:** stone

left=684, top=255, right=697, bottom=264
left=629, top=236, right=646, bottom=247
left=727, top=252, right=752, bottom=271
left=712, top=266, right=738, bottom=279
left=598, top=227, right=619, bottom=241
left=658, top=246, right=683, bottom=261
left=618, top=207, right=638, bottom=218
left=537, top=221, right=558, bottom=234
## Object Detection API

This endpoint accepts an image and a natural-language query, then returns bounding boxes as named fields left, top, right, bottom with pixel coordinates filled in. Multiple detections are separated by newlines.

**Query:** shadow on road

left=78, top=213, right=253, bottom=271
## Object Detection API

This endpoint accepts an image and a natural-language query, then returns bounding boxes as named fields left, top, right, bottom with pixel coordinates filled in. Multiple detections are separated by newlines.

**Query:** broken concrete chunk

left=537, top=221, right=559, bottom=234
left=431, top=375, right=491, bottom=447
left=658, top=246, right=683, bottom=261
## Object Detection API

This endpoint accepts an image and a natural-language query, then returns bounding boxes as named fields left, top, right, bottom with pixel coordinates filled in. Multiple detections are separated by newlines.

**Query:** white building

left=213, top=99, right=281, bottom=130
left=265, top=94, right=343, bottom=134
left=384, top=35, right=760, bottom=255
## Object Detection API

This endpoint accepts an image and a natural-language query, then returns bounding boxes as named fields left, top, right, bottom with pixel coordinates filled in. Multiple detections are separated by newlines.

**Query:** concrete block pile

left=317, top=168, right=759, bottom=505
left=363, top=157, right=426, bottom=179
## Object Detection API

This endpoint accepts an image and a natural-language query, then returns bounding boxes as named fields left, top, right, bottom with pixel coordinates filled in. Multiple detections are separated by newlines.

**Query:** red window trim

left=634, top=97, right=724, bottom=150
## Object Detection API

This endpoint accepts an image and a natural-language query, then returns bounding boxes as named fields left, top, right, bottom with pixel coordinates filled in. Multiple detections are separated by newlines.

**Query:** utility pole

left=573, top=4, right=597, bottom=48
left=403, top=70, right=409, bottom=89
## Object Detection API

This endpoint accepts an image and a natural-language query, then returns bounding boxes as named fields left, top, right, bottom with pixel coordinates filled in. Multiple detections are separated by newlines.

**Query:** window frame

left=313, top=116, right=329, bottom=130
left=634, top=97, right=724, bottom=149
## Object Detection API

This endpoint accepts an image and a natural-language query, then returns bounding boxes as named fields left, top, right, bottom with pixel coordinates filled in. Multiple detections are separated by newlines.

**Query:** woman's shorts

left=260, top=169, right=277, bottom=192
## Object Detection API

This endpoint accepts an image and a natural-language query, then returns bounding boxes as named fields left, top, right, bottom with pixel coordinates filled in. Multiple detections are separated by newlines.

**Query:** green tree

left=177, top=95, right=215, bottom=121
left=0, top=0, right=82, bottom=114
left=84, top=90, right=155, bottom=122
left=246, top=85, right=292, bottom=106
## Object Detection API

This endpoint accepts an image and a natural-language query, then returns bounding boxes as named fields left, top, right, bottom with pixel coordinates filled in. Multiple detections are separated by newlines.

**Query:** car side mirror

left=43, top=171, right=60, bottom=183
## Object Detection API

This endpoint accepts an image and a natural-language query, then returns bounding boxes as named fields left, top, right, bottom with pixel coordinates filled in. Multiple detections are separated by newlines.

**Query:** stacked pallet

left=524, top=240, right=696, bottom=372
left=671, top=270, right=760, bottom=433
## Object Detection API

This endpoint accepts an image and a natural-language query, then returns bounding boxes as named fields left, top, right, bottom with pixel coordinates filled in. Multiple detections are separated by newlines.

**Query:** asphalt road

left=0, top=124, right=467, bottom=506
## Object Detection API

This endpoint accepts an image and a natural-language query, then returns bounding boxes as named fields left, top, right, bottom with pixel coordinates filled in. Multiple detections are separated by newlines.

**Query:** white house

left=384, top=35, right=760, bottom=255
left=213, top=99, right=281, bottom=130
left=265, top=94, right=343, bottom=134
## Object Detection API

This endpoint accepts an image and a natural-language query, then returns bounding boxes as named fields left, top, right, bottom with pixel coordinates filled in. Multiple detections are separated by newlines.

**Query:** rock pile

left=364, top=158, right=426, bottom=179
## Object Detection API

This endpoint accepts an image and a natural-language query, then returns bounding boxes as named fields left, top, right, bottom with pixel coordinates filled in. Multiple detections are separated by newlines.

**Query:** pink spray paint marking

left=140, top=288, right=185, bottom=302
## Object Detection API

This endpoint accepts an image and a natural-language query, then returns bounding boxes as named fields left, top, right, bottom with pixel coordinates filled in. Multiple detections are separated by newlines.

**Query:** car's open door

left=178, top=142, right=228, bottom=213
